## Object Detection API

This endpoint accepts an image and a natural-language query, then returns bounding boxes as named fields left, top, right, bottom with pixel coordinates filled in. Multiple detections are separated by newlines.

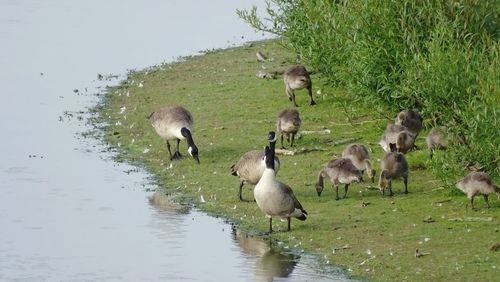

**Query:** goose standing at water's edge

left=230, top=150, right=280, bottom=202
left=254, top=132, right=307, bottom=233
left=149, top=105, right=200, bottom=164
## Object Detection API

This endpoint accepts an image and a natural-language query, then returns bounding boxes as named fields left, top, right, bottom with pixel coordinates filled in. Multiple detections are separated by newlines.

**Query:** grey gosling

left=378, top=144, right=409, bottom=196
left=149, top=105, right=200, bottom=164
left=277, top=108, right=302, bottom=149
left=283, top=65, right=315, bottom=107
left=395, top=109, right=424, bottom=137
left=254, top=131, right=307, bottom=233
left=315, top=158, right=363, bottom=200
left=230, top=150, right=280, bottom=202
left=342, top=144, right=376, bottom=183
left=379, top=124, right=416, bottom=154
left=456, top=171, right=500, bottom=210
left=426, top=127, right=448, bottom=159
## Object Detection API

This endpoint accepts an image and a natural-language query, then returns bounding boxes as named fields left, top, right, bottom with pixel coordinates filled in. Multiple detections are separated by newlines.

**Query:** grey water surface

left=0, top=1, right=354, bottom=281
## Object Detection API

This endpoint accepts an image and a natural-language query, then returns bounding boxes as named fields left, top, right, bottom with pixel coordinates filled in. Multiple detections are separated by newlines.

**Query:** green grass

left=93, top=40, right=500, bottom=281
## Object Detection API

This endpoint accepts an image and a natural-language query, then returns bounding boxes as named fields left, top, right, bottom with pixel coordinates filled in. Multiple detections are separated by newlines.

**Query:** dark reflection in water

left=148, top=191, right=190, bottom=215
left=231, top=226, right=297, bottom=281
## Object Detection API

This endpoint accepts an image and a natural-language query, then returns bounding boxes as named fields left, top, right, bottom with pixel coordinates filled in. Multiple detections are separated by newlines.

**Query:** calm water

left=0, top=1, right=353, bottom=281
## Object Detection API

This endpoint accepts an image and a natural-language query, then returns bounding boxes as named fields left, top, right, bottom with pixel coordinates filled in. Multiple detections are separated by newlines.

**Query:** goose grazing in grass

left=149, top=105, right=200, bottom=164
left=456, top=171, right=500, bottom=210
left=315, top=158, right=363, bottom=200
left=230, top=150, right=280, bottom=202
left=378, top=144, right=409, bottom=196
left=379, top=124, right=416, bottom=154
left=342, top=144, right=376, bottom=183
left=254, top=131, right=307, bottom=233
left=395, top=109, right=424, bottom=137
left=284, top=65, right=315, bottom=107
left=426, top=127, right=448, bottom=159
left=277, top=108, right=301, bottom=149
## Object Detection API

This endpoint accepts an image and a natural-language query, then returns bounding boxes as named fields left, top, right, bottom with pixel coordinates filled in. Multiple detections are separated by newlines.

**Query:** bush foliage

left=238, top=0, right=499, bottom=183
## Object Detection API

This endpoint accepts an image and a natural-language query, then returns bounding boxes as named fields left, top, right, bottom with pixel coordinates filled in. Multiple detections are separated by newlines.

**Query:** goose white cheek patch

left=188, top=146, right=193, bottom=156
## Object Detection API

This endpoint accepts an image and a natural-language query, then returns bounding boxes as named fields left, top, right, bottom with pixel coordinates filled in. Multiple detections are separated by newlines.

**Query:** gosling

left=379, top=124, right=416, bottom=154
left=230, top=150, right=280, bottom=202
left=254, top=131, right=307, bottom=233
left=426, top=127, right=448, bottom=159
left=315, top=158, right=363, bottom=200
left=378, top=145, right=409, bottom=196
left=149, top=105, right=200, bottom=163
left=342, top=144, right=376, bottom=183
left=395, top=109, right=424, bottom=137
left=277, top=108, right=301, bottom=149
left=283, top=65, right=315, bottom=107
left=456, top=171, right=500, bottom=210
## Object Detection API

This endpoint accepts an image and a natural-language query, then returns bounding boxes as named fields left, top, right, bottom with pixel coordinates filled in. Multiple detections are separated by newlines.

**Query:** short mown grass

left=94, top=40, right=499, bottom=281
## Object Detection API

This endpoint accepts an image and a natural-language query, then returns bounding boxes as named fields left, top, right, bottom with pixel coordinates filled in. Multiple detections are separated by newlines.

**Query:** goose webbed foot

left=170, top=151, right=183, bottom=161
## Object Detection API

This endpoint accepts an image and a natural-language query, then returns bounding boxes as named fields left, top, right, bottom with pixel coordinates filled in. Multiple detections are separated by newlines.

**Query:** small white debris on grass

left=143, top=148, right=150, bottom=154
left=138, top=82, right=144, bottom=88
left=231, top=205, right=237, bottom=209
left=119, top=106, right=126, bottom=114
left=200, top=195, right=206, bottom=203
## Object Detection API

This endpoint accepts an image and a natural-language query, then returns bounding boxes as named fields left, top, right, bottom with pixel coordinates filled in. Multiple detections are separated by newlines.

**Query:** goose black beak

left=194, top=156, right=200, bottom=164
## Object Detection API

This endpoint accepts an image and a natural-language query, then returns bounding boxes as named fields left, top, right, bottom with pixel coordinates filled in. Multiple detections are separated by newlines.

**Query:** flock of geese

left=148, top=64, right=500, bottom=233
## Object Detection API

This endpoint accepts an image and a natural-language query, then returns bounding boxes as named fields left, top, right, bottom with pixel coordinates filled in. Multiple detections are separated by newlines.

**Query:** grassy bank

left=94, top=40, right=499, bottom=281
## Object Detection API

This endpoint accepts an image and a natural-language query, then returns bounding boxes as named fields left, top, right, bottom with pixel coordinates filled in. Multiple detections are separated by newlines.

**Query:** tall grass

left=238, top=0, right=500, bottom=183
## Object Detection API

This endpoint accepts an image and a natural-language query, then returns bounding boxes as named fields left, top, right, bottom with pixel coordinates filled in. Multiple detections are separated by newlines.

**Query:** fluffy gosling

left=283, top=65, right=315, bottom=107
left=456, top=171, right=500, bottom=210
left=277, top=108, right=302, bottom=149
left=315, top=158, right=363, bottom=200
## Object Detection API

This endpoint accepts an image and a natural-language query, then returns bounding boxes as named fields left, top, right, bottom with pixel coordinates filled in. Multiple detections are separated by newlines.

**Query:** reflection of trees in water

left=231, top=226, right=297, bottom=281
left=148, top=191, right=190, bottom=215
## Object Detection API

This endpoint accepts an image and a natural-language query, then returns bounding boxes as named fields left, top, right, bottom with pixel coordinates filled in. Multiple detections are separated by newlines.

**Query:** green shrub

left=238, top=0, right=499, bottom=182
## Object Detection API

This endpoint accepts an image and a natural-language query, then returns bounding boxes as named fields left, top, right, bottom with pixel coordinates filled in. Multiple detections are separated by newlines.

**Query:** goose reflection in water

left=231, top=226, right=297, bottom=281
left=148, top=191, right=190, bottom=215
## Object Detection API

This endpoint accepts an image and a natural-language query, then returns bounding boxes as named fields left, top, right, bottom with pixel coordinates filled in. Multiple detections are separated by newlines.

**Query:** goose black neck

left=181, top=127, right=195, bottom=147
left=265, top=140, right=276, bottom=170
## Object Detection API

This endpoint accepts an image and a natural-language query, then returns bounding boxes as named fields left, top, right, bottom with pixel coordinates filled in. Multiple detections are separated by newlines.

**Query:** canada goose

left=254, top=131, right=307, bottom=233
left=378, top=146, right=409, bottom=196
left=315, top=158, right=363, bottom=200
left=395, top=109, right=423, bottom=137
left=342, top=144, right=376, bottom=183
left=283, top=65, right=315, bottom=107
left=277, top=108, right=301, bottom=149
left=456, top=171, right=500, bottom=210
left=149, top=105, right=200, bottom=164
left=426, top=127, right=448, bottom=159
left=379, top=124, right=416, bottom=154
left=230, top=150, right=280, bottom=202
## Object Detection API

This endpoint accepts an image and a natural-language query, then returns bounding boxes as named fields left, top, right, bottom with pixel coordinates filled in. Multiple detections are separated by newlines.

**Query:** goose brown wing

left=281, top=183, right=308, bottom=215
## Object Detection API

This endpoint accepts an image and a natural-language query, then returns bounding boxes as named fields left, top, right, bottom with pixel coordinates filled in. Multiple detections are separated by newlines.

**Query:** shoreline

left=94, top=39, right=500, bottom=281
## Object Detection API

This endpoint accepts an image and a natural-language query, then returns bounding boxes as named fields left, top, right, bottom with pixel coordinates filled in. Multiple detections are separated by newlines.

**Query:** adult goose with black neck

left=253, top=131, right=307, bottom=233
left=149, top=105, right=200, bottom=164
